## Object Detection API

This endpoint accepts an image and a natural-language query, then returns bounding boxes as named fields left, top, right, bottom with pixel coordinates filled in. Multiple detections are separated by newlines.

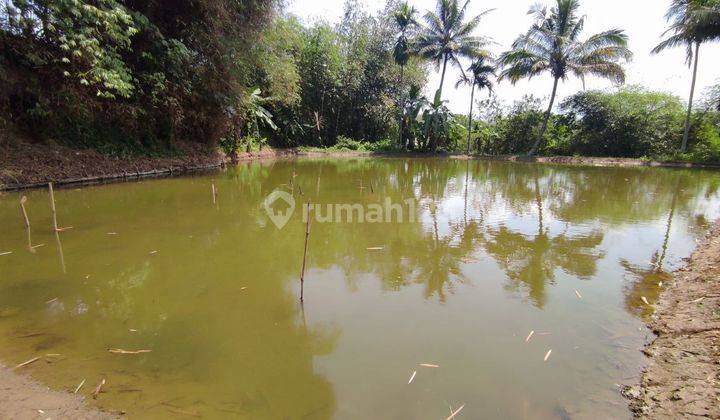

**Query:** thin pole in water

left=300, top=202, right=312, bottom=302
left=20, top=196, right=30, bottom=228
left=48, top=183, right=58, bottom=232
left=211, top=181, right=217, bottom=204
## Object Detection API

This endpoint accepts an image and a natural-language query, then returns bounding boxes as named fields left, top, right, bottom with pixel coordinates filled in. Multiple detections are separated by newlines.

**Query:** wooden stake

left=300, top=203, right=312, bottom=302
left=48, top=183, right=58, bottom=232
left=92, top=378, right=106, bottom=399
left=20, top=196, right=30, bottom=228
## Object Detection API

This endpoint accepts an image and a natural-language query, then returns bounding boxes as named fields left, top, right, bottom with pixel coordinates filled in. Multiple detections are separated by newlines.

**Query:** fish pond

left=0, top=158, right=719, bottom=419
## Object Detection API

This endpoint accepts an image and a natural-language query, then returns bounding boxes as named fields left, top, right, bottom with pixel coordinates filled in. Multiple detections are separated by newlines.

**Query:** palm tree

left=394, top=2, right=418, bottom=149
left=416, top=0, right=493, bottom=102
left=652, top=0, right=720, bottom=153
left=455, top=57, right=495, bottom=155
left=499, top=0, right=632, bottom=156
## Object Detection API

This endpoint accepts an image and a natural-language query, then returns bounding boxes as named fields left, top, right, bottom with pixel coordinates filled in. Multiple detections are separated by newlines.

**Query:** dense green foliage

left=0, top=0, right=425, bottom=155
left=448, top=87, right=720, bottom=162
left=0, top=0, right=718, bottom=162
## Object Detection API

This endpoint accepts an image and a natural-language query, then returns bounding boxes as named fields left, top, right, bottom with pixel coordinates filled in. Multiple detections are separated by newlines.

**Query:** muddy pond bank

left=626, top=220, right=720, bottom=418
left=0, top=361, right=115, bottom=419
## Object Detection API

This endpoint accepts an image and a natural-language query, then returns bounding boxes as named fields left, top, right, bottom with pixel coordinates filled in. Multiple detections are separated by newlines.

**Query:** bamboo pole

left=300, top=202, right=312, bottom=302
left=48, top=183, right=58, bottom=232
left=20, top=196, right=30, bottom=228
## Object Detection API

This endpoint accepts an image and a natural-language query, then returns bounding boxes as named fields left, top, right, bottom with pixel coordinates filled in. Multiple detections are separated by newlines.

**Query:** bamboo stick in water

left=300, top=203, right=312, bottom=302
left=48, top=183, right=58, bottom=232
left=20, top=196, right=30, bottom=228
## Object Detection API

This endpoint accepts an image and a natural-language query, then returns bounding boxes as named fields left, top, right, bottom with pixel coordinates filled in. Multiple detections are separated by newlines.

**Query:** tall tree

left=499, top=0, right=632, bottom=156
left=652, top=0, right=720, bottom=153
left=416, top=0, right=493, bottom=102
left=394, top=2, right=418, bottom=149
left=456, top=58, right=495, bottom=155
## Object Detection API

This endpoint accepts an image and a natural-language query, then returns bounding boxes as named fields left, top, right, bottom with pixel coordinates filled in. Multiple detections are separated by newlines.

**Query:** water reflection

left=0, top=159, right=718, bottom=419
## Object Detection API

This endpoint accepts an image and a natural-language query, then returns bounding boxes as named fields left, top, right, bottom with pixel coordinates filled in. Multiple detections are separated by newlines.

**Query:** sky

left=287, top=0, right=720, bottom=114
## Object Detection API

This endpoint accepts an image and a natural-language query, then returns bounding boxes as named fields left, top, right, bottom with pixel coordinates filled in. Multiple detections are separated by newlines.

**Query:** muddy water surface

left=0, top=159, right=719, bottom=419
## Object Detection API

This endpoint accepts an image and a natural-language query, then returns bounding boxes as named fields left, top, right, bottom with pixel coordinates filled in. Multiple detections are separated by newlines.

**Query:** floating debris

left=31, top=244, right=46, bottom=249
left=108, top=349, right=152, bottom=355
left=575, top=289, right=583, bottom=299
left=46, top=298, right=58, bottom=304
left=544, top=350, right=552, bottom=362
left=366, top=247, right=384, bottom=250
left=74, top=379, right=86, bottom=394
left=408, top=370, right=417, bottom=384
left=15, top=356, right=40, bottom=369
left=419, top=363, right=439, bottom=368
left=641, top=296, right=650, bottom=306
left=129, top=329, right=138, bottom=333
left=0, top=251, right=12, bottom=256
left=446, top=404, right=465, bottom=420
left=149, top=251, right=158, bottom=255
left=107, top=232, right=118, bottom=235
left=525, top=330, right=535, bottom=343
left=92, top=379, right=106, bottom=399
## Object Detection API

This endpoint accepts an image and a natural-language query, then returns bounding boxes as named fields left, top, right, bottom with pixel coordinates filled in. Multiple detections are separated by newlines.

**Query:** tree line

left=0, top=0, right=718, bottom=161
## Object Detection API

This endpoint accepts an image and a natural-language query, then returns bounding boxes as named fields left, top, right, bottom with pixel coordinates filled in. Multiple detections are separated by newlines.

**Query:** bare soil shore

left=625, top=221, right=720, bottom=418
left=0, top=362, right=115, bottom=419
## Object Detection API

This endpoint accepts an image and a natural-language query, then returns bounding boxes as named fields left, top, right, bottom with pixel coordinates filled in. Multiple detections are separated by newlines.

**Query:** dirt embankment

left=625, top=221, right=720, bottom=418
left=0, top=362, right=115, bottom=419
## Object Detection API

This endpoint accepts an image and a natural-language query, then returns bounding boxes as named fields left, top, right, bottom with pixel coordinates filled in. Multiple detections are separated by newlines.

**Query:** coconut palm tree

left=416, top=0, right=493, bottom=102
left=652, top=0, right=720, bottom=153
left=456, top=57, right=495, bottom=155
left=499, top=0, right=632, bottom=156
left=394, top=2, right=418, bottom=149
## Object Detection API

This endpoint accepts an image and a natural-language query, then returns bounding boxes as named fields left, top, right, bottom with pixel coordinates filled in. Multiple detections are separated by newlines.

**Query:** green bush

left=561, top=87, right=685, bottom=158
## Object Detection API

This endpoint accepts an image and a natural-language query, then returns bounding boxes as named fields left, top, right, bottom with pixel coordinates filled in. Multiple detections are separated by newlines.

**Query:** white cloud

left=289, top=0, right=720, bottom=113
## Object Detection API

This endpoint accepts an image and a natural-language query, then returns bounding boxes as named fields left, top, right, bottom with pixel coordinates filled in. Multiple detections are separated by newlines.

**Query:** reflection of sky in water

left=0, top=159, right=718, bottom=419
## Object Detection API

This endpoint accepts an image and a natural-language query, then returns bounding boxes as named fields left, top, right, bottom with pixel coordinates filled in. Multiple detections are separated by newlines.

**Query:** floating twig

left=525, top=330, right=535, bottom=343
left=0, top=251, right=12, bottom=257
left=575, top=289, right=583, bottom=299
left=446, top=404, right=465, bottom=420
left=15, top=357, right=41, bottom=369
left=408, top=370, right=417, bottom=384
left=544, top=349, right=552, bottom=362
left=108, top=349, right=152, bottom=355
left=92, top=379, right=106, bottom=399
left=74, top=379, right=86, bottom=394
left=641, top=296, right=650, bottom=306
left=366, top=247, right=384, bottom=251
left=419, top=363, right=439, bottom=368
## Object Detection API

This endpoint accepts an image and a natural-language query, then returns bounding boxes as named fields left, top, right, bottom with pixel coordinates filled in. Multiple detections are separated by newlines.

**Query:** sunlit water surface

left=1, top=159, right=719, bottom=419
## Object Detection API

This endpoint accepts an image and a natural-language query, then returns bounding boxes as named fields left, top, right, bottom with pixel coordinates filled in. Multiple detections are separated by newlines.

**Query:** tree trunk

left=466, top=83, right=475, bottom=156
left=398, top=65, right=405, bottom=149
left=681, top=42, right=700, bottom=153
left=437, top=54, right=449, bottom=102
left=529, top=77, right=559, bottom=156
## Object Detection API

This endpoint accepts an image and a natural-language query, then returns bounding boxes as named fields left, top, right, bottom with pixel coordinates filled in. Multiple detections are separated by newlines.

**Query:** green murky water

left=0, top=158, right=718, bottom=419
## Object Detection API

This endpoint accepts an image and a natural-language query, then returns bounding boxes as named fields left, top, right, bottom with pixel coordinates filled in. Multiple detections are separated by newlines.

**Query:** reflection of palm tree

left=484, top=226, right=604, bottom=307
left=621, top=178, right=681, bottom=319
